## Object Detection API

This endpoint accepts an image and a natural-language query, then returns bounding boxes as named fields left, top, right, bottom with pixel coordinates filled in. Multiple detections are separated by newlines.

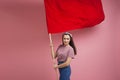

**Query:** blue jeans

left=58, top=61, right=71, bottom=80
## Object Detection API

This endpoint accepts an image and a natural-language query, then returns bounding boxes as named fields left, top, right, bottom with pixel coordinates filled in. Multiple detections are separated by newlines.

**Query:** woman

left=52, top=32, right=77, bottom=80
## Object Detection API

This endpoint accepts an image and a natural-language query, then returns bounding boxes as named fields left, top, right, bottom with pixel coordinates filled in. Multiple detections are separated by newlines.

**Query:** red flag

left=44, top=0, right=105, bottom=33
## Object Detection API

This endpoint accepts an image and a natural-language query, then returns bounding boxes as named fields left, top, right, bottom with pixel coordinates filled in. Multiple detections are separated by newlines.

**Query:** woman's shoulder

left=68, top=45, right=73, bottom=49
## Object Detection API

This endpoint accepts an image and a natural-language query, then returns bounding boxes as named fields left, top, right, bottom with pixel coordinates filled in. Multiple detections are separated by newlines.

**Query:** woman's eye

left=67, top=38, right=70, bottom=40
left=63, top=38, right=66, bottom=40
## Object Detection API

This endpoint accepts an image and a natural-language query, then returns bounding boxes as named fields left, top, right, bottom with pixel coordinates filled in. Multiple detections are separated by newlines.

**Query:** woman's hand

left=53, top=64, right=58, bottom=69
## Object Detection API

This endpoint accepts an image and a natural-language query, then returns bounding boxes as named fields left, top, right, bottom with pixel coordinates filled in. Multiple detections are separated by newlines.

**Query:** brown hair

left=62, top=32, right=77, bottom=55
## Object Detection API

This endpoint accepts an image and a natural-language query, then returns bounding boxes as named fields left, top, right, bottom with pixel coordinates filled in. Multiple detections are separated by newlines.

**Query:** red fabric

left=44, top=0, right=105, bottom=33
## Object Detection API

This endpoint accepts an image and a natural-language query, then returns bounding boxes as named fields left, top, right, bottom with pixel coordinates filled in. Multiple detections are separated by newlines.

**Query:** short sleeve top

left=56, top=45, right=74, bottom=62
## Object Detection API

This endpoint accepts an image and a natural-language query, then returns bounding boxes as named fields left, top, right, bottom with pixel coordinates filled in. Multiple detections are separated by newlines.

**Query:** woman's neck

left=63, top=44, right=70, bottom=46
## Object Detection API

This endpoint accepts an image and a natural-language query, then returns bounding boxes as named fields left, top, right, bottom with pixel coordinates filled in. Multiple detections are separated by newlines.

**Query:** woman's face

left=63, top=34, right=71, bottom=46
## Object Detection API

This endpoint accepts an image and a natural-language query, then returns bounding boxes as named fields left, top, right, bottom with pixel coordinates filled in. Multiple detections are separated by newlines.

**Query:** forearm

left=50, top=44, right=57, bottom=59
left=49, top=36, right=56, bottom=59
left=57, top=57, right=72, bottom=68
left=57, top=62, right=69, bottom=68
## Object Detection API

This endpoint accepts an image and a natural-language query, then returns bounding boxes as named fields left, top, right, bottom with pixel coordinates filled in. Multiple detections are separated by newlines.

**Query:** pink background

left=0, top=0, right=120, bottom=80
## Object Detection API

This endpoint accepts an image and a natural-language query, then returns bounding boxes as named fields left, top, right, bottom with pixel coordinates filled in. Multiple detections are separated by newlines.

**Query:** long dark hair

left=62, top=32, right=77, bottom=55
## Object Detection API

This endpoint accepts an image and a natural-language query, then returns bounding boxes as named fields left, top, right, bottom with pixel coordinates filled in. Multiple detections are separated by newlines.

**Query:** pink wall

left=114, top=0, right=120, bottom=79
left=0, top=0, right=119, bottom=80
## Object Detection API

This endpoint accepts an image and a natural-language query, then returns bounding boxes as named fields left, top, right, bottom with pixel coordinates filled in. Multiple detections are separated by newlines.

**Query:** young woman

left=52, top=32, right=77, bottom=80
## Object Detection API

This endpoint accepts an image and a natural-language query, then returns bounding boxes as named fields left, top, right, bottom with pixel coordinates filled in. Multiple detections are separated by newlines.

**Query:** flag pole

left=49, top=33, right=59, bottom=80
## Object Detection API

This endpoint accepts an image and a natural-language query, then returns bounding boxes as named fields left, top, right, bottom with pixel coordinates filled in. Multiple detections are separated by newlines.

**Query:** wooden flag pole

left=49, top=33, right=59, bottom=80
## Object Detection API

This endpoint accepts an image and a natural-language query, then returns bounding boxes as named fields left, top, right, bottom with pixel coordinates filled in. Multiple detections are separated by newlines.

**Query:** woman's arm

left=50, top=42, right=56, bottom=59
left=54, top=57, right=72, bottom=69
left=49, top=33, right=57, bottom=59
